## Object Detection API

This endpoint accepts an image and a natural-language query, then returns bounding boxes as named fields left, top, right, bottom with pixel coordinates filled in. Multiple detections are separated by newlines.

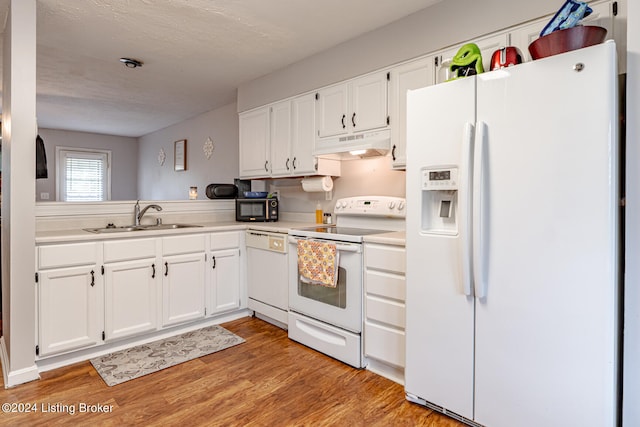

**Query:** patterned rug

left=90, top=325, right=245, bottom=386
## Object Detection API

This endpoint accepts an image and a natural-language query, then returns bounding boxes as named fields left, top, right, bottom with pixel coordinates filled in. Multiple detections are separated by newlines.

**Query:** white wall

left=270, top=156, right=405, bottom=214
left=137, top=102, right=239, bottom=200
left=624, top=0, right=639, bottom=425
left=36, top=129, right=138, bottom=201
left=237, top=0, right=562, bottom=111
left=1, top=0, right=40, bottom=387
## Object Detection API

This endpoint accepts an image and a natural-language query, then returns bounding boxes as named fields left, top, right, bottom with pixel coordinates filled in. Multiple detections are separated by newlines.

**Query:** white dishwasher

left=245, top=230, right=289, bottom=328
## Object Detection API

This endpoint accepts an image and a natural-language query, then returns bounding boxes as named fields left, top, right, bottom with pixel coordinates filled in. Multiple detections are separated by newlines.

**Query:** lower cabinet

left=37, top=242, right=103, bottom=357
left=36, top=229, right=244, bottom=361
left=103, top=238, right=158, bottom=341
left=364, top=241, right=406, bottom=384
left=208, top=231, right=242, bottom=315
left=162, top=235, right=207, bottom=327
left=208, top=248, right=241, bottom=314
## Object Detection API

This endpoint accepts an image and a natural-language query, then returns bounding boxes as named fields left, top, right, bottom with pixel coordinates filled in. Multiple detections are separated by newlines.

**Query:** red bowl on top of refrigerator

left=528, top=25, right=607, bottom=60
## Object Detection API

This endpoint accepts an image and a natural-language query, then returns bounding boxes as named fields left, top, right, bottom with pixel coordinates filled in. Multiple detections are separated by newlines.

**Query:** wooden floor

left=0, top=316, right=464, bottom=426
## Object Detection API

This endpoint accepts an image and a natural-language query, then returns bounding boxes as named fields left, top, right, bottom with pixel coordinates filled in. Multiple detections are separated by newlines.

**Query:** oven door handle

left=288, top=236, right=361, bottom=253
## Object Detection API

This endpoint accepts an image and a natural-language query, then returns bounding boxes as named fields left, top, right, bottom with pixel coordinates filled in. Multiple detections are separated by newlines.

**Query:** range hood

left=313, top=129, right=390, bottom=160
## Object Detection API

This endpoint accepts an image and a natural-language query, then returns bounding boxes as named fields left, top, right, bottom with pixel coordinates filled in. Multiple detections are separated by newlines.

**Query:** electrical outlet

left=40, top=192, right=50, bottom=200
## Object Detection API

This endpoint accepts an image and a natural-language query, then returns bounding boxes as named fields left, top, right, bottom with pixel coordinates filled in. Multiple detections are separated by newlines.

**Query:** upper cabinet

left=240, top=93, right=339, bottom=179
left=239, top=107, right=271, bottom=178
left=316, top=71, right=389, bottom=140
left=388, top=57, right=434, bottom=170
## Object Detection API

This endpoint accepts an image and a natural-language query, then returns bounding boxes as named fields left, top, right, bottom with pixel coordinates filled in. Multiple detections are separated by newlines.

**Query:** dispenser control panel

left=422, top=167, right=458, bottom=191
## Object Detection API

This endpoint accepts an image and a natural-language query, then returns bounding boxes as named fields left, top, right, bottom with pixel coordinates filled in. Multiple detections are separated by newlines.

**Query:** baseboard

left=0, top=337, right=40, bottom=388
left=36, top=309, right=251, bottom=373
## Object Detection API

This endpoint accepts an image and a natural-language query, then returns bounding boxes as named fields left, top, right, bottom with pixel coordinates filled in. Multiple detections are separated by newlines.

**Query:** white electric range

left=287, top=196, right=406, bottom=368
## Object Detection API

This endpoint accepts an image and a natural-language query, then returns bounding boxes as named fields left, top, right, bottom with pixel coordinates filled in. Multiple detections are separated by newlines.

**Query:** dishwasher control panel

left=269, top=237, right=285, bottom=252
left=246, top=230, right=287, bottom=253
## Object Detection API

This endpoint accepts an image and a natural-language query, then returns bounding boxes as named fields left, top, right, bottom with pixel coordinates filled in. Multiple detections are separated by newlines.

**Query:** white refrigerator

left=405, top=41, right=620, bottom=427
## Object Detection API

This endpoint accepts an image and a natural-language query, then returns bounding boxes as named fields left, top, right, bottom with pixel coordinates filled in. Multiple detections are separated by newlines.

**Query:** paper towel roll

left=301, top=176, right=333, bottom=192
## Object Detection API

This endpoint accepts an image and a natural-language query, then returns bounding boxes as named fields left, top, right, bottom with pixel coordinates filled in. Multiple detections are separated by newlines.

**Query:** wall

left=237, top=0, right=561, bottom=111
left=35, top=128, right=138, bottom=201
left=269, top=156, right=405, bottom=214
left=1, top=0, right=40, bottom=387
left=624, top=0, right=639, bottom=424
left=137, top=102, right=239, bottom=200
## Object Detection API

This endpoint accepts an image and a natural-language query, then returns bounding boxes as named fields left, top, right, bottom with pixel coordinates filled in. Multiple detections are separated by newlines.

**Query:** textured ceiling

left=5, top=0, right=442, bottom=137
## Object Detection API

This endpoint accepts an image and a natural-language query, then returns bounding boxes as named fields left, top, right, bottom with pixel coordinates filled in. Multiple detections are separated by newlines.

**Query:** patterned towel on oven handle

left=296, top=239, right=339, bottom=287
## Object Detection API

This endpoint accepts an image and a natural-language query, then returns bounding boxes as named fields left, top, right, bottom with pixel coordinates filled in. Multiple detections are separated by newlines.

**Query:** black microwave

left=236, top=198, right=279, bottom=222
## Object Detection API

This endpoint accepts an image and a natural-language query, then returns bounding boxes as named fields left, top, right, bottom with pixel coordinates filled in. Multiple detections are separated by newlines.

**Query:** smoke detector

left=119, top=58, right=143, bottom=68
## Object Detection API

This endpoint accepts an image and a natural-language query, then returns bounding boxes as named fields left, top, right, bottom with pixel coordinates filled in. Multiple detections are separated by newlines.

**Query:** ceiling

left=1, top=0, right=443, bottom=138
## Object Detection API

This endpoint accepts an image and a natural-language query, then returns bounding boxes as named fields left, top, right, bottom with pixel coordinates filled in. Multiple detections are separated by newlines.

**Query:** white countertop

left=363, top=230, right=406, bottom=246
left=35, top=220, right=319, bottom=244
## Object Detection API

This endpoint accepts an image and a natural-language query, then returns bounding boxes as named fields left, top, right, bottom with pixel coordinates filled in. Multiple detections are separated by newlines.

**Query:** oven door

left=288, top=236, right=363, bottom=333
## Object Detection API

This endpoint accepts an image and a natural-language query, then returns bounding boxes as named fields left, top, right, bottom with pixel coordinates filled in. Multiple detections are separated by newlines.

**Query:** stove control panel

left=334, top=196, right=406, bottom=217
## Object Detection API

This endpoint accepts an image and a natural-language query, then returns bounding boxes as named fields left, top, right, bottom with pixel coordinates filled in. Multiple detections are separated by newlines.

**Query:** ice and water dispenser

left=420, top=166, right=458, bottom=235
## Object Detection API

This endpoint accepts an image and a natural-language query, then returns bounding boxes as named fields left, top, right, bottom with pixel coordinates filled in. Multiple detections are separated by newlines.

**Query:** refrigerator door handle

left=473, top=121, right=488, bottom=299
left=460, top=122, right=475, bottom=296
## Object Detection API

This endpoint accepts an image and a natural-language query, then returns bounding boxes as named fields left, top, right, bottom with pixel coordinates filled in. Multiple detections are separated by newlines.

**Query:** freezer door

left=405, top=76, right=476, bottom=420
left=473, top=42, right=619, bottom=427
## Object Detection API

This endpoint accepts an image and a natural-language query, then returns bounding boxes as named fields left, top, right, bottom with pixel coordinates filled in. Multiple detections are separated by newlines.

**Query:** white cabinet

left=269, top=100, right=292, bottom=177
left=315, top=71, right=389, bottom=141
left=209, top=248, right=241, bottom=314
left=208, top=231, right=242, bottom=315
left=37, top=242, right=103, bottom=357
left=161, top=235, right=207, bottom=327
left=103, top=238, right=158, bottom=341
left=434, top=32, right=509, bottom=84
left=389, top=57, right=434, bottom=170
left=290, top=93, right=319, bottom=175
left=239, top=107, right=270, bottom=178
left=241, top=94, right=338, bottom=178
left=364, top=242, right=406, bottom=384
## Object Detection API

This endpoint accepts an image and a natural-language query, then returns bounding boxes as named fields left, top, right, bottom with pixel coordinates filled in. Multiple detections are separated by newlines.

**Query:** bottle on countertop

left=323, top=213, right=332, bottom=224
left=315, top=202, right=323, bottom=224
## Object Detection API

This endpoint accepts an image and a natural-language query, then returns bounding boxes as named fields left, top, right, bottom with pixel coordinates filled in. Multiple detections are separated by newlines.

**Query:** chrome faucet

left=134, top=200, right=163, bottom=226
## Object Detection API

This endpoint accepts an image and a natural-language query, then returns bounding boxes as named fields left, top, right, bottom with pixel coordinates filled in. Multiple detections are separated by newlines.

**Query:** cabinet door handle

left=151, top=263, right=156, bottom=278
left=212, top=256, right=216, bottom=269
left=341, top=114, right=346, bottom=129
left=164, top=262, right=168, bottom=277
left=286, top=158, right=290, bottom=170
left=264, top=160, right=269, bottom=172
left=90, top=270, right=95, bottom=287
left=352, top=112, right=356, bottom=127
left=392, top=144, right=397, bottom=161
left=292, top=157, right=297, bottom=169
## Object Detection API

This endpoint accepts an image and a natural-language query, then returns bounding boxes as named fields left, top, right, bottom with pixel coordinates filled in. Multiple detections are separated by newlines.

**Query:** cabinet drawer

left=38, top=242, right=98, bottom=269
left=162, top=234, right=206, bottom=255
left=366, top=270, right=405, bottom=301
left=104, top=238, right=157, bottom=263
left=364, top=321, right=405, bottom=368
left=366, top=295, right=405, bottom=329
left=365, top=244, right=405, bottom=273
left=210, top=231, right=240, bottom=250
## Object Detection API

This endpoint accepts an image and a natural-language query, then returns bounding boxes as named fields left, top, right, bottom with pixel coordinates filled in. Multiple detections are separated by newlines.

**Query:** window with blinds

left=57, top=148, right=111, bottom=201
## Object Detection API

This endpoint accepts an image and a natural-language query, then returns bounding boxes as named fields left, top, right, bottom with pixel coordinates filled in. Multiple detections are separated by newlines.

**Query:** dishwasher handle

left=288, top=236, right=361, bottom=253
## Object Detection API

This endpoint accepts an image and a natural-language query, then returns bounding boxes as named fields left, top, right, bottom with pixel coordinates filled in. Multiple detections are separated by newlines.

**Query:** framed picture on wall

left=174, top=139, right=187, bottom=171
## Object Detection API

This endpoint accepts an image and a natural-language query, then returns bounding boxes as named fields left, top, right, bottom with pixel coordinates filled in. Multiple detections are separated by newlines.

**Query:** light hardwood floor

left=0, top=316, right=464, bottom=426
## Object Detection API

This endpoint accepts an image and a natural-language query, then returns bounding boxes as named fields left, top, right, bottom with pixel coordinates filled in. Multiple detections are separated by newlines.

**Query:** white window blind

left=58, top=149, right=111, bottom=202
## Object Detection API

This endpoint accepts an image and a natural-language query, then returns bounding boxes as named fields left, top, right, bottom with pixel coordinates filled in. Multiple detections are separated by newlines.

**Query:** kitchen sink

left=137, top=223, right=203, bottom=230
left=84, top=225, right=142, bottom=233
left=84, top=224, right=202, bottom=233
